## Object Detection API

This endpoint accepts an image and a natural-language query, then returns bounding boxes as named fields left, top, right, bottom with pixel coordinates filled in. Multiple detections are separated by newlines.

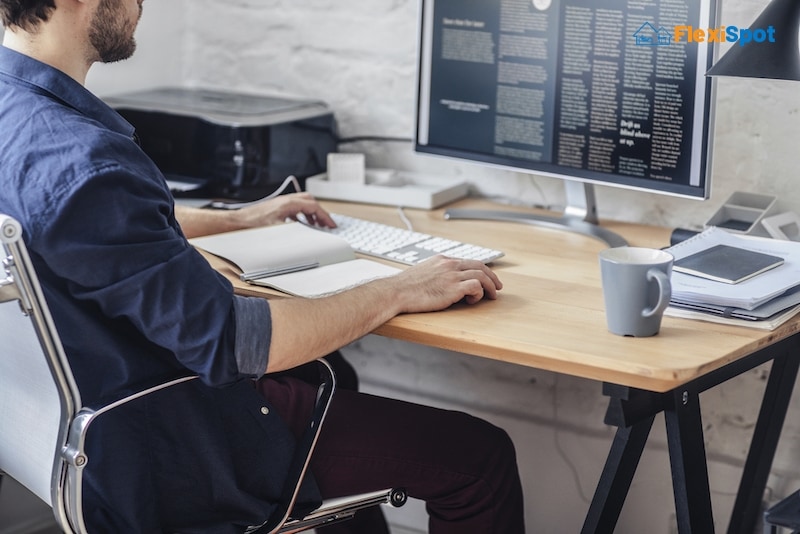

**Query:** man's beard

left=88, top=0, right=140, bottom=63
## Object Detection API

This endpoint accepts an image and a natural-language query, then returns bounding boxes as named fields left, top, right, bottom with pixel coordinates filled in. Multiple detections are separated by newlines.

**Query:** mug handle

left=642, top=269, right=671, bottom=318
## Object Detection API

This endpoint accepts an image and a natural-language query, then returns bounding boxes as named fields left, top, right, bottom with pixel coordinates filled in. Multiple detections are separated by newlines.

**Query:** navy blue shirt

left=0, top=46, right=319, bottom=532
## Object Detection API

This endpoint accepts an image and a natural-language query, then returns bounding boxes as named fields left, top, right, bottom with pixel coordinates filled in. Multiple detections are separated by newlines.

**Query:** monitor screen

left=415, top=0, right=718, bottom=201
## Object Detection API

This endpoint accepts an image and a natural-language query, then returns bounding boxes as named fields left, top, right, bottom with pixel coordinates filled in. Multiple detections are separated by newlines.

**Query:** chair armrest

left=61, top=358, right=336, bottom=534
left=62, top=374, right=199, bottom=467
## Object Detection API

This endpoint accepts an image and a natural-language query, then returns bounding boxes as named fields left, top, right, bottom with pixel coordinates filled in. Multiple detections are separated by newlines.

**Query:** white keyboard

left=322, top=213, right=504, bottom=265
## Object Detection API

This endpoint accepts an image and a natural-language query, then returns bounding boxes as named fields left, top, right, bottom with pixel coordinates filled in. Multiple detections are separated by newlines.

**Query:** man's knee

left=472, top=415, right=516, bottom=452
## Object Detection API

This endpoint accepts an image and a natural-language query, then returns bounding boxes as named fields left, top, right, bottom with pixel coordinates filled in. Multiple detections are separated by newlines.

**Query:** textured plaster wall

left=81, top=1, right=800, bottom=533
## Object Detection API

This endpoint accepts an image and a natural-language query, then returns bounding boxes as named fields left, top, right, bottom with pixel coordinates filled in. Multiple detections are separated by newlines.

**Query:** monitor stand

left=444, top=181, right=628, bottom=248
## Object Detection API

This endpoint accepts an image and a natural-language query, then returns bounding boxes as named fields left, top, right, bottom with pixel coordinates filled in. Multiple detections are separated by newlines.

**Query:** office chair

left=0, top=213, right=406, bottom=534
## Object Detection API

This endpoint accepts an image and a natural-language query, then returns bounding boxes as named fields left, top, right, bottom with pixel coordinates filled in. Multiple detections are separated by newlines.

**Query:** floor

left=0, top=476, right=60, bottom=534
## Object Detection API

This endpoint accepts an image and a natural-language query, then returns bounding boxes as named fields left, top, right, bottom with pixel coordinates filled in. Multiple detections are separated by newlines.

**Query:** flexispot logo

left=633, top=22, right=671, bottom=46
left=633, top=22, right=776, bottom=47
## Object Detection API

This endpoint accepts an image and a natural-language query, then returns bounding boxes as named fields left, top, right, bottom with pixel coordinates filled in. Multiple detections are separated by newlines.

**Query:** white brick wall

left=74, top=0, right=800, bottom=532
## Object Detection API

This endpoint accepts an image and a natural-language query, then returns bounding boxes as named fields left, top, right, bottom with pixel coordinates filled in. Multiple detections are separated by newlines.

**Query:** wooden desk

left=204, top=198, right=800, bottom=533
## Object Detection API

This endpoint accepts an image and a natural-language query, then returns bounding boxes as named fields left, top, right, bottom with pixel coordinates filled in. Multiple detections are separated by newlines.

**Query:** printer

left=104, top=87, right=339, bottom=200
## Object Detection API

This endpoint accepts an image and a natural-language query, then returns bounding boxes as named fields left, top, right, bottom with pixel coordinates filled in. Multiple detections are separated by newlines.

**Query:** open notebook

left=190, top=222, right=401, bottom=298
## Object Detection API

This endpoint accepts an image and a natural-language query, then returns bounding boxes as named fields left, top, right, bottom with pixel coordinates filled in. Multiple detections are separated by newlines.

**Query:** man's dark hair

left=0, top=0, right=55, bottom=31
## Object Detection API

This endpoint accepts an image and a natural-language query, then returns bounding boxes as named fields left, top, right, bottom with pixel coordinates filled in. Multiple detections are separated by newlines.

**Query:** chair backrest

left=0, top=214, right=81, bottom=533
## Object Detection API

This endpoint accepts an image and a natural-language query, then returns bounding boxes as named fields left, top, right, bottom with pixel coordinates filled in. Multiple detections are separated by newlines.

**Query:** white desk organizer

left=705, top=191, right=779, bottom=237
left=306, top=169, right=469, bottom=209
left=762, top=212, right=800, bottom=241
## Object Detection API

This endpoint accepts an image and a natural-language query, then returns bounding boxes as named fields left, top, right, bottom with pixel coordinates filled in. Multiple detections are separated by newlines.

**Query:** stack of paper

left=665, top=227, right=800, bottom=330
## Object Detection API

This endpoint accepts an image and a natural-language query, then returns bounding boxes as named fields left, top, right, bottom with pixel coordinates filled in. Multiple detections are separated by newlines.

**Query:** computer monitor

left=414, top=0, right=718, bottom=246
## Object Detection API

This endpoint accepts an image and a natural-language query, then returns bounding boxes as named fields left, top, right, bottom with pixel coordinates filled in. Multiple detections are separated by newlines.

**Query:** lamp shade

left=706, top=0, right=800, bottom=80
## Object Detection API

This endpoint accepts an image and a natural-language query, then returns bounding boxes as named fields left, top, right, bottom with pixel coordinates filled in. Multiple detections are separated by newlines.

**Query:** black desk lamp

left=705, top=0, right=800, bottom=80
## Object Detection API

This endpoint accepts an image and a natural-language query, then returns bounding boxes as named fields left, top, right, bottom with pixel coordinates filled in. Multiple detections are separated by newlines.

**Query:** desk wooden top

left=202, top=198, right=800, bottom=393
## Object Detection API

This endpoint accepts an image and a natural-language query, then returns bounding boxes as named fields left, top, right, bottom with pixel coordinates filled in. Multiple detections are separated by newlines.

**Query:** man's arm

left=175, top=193, right=502, bottom=375
left=265, top=255, right=502, bottom=373
left=176, top=192, right=336, bottom=238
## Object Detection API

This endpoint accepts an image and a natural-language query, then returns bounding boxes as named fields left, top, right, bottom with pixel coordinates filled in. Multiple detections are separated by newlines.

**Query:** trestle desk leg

left=581, top=415, right=654, bottom=534
left=728, top=352, right=800, bottom=534
left=665, top=386, right=715, bottom=533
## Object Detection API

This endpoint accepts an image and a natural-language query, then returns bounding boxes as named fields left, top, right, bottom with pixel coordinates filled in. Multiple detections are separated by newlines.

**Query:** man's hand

left=378, top=255, right=503, bottom=312
left=176, top=192, right=335, bottom=238
left=230, top=193, right=337, bottom=229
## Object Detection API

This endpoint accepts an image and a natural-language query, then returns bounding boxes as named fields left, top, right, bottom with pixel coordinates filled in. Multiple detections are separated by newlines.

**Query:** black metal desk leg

left=728, top=352, right=800, bottom=534
left=665, top=387, right=715, bottom=534
left=581, top=415, right=655, bottom=534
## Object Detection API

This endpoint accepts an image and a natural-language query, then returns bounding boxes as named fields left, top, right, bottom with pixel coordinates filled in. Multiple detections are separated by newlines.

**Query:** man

left=0, top=1, right=526, bottom=533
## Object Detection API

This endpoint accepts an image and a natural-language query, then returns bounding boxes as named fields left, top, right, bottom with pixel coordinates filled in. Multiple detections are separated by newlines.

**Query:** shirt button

left=260, top=406, right=270, bottom=415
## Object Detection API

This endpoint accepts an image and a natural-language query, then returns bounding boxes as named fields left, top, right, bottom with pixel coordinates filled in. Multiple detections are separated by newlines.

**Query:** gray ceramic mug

left=599, top=247, right=674, bottom=337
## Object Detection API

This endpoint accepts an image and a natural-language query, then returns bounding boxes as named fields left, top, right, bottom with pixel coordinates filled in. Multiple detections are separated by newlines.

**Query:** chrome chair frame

left=0, top=213, right=405, bottom=533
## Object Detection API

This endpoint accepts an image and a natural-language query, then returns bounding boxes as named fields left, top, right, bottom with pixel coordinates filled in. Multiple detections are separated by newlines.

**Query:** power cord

left=208, top=175, right=301, bottom=210
left=396, top=206, right=414, bottom=231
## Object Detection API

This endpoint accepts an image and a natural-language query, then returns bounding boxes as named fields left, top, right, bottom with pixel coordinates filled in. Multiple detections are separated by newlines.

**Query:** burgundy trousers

left=256, top=369, right=526, bottom=534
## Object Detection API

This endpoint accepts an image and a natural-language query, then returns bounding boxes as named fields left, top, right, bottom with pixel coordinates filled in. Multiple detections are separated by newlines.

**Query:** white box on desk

left=305, top=169, right=469, bottom=209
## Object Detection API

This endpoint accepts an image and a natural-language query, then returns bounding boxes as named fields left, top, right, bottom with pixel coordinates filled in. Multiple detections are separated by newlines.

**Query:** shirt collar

left=0, top=45, right=135, bottom=138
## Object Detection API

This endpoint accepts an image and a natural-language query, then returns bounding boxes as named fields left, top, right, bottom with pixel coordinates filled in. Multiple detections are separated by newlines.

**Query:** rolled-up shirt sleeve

left=232, top=295, right=272, bottom=377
